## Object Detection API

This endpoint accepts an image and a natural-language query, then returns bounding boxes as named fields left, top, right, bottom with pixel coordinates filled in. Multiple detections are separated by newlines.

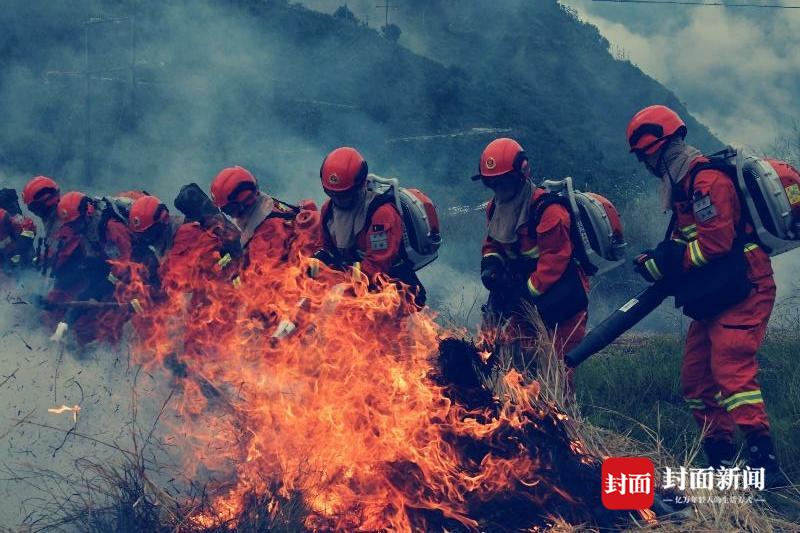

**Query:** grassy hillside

left=576, top=331, right=800, bottom=496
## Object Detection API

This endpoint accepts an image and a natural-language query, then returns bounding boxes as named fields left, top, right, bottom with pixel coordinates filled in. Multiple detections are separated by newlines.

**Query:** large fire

left=115, top=238, right=621, bottom=531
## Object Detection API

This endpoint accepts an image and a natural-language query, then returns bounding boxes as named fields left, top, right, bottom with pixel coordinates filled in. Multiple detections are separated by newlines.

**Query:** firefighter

left=210, top=166, right=312, bottom=277
left=475, top=138, right=589, bottom=377
left=0, top=207, right=36, bottom=273
left=128, top=194, right=238, bottom=288
left=48, top=191, right=134, bottom=344
left=128, top=195, right=186, bottom=288
left=316, top=146, right=426, bottom=307
left=21, top=176, right=62, bottom=273
left=627, top=105, right=781, bottom=482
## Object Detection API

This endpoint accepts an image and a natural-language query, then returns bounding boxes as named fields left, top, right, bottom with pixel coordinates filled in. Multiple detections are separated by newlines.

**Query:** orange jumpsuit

left=674, top=158, right=774, bottom=440
left=320, top=199, right=424, bottom=306
left=51, top=218, right=133, bottom=345
left=482, top=188, right=589, bottom=364
left=321, top=201, right=402, bottom=278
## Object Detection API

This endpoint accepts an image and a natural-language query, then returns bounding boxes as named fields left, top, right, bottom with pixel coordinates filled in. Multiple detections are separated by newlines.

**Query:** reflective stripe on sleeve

left=527, top=278, right=541, bottom=297
left=688, top=240, right=708, bottom=267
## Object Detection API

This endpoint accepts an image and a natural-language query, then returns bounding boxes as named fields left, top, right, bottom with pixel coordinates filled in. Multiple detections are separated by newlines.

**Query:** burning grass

left=15, top=324, right=799, bottom=532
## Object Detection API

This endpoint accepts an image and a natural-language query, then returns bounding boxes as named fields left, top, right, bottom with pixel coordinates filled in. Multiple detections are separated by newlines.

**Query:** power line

left=591, top=0, right=800, bottom=7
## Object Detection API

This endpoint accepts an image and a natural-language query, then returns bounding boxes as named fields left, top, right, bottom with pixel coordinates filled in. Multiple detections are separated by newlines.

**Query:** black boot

left=703, top=438, right=737, bottom=469
left=746, top=433, right=790, bottom=489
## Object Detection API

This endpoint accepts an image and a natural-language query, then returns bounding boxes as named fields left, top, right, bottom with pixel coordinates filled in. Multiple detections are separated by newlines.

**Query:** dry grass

left=480, top=305, right=800, bottom=532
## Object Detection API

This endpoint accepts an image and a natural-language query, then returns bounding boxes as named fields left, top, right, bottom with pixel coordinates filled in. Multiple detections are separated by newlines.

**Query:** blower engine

left=566, top=148, right=800, bottom=368
left=368, top=174, right=442, bottom=271
left=541, top=177, right=627, bottom=276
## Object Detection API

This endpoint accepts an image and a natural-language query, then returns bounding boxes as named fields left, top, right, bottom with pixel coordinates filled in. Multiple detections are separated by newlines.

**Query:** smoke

left=0, top=281, right=152, bottom=525
left=559, top=0, right=800, bottom=149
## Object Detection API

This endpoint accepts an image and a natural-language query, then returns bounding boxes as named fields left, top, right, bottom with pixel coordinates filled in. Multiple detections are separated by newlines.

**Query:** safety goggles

left=480, top=172, right=519, bottom=190
left=325, top=188, right=360, bottom=209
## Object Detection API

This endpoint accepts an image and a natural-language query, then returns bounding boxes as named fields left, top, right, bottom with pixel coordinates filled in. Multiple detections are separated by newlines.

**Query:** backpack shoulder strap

left=486, top=199, right=496, bottom=221
left=529, top=191, right=564, bottom=228
left=365, top=190, right=398, bottom=223
left=663, top=211, right=677, bottom=241
left=270, top=198, right=301, bottom=218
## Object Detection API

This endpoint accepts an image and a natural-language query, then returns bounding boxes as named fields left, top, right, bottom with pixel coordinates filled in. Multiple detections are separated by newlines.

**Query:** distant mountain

left=0, top=0, right=722, bottom=309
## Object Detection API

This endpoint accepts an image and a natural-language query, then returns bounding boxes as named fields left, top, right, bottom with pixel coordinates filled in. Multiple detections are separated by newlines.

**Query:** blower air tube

left=565, top=282, right=672, bottom=368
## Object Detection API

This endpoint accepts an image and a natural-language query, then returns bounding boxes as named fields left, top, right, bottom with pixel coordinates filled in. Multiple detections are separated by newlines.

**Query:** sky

left=560, top=0, right=800, bottom=151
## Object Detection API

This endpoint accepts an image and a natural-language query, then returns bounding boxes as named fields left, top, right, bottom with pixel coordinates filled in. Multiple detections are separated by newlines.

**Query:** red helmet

left=210, top=166, right=258, bottom=208
left=22, top=176, right=60, bottom=208
left=129, top=195, right=169, bottom=233
left=471, top=138, right=531, bottom=182
left=626, top=105, right=686, bottom=155
left=57, top=191, right=93, bottom=223
left=767, top=159, right=800, bottom=220
left=320, top=147, right=368, bottom=193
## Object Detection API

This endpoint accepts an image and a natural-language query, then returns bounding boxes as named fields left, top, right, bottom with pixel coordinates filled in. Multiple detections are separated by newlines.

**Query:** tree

left=769, top=121, right=800, bottom=167
left=381, top=23, right=401, bottom=43
left=333, top=5, right=358, bottom=24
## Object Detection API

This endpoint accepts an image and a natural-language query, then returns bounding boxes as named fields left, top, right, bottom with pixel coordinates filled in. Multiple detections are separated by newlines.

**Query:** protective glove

left=50, top=321, right=69, bottom=343
left=480, top=255, right=507, bottom=292
left=634, top=239, right=686, bottom=283
left=308, top=249, right=342, bottom=278
left=313, top=249, right=341, bottom=268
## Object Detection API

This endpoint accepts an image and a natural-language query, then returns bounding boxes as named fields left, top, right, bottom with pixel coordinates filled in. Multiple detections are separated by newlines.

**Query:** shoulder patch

left=369, top=231, right=389, bottom=251
left=785, top=184, right=800, bottom=206
left=693, top=194, right=717, bottom=223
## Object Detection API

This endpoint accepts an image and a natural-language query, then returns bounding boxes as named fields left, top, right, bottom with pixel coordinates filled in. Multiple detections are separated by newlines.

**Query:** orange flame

left=117, top=235, right=594, bottom=531
left=48, top=404, right=81, bottom=423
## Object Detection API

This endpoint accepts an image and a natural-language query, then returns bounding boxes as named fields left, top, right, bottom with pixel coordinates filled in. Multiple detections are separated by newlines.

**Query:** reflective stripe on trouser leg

left=681, top=319, right=737, bottom=439
left=708, top=278, right=775, bottom=435
left=720, top=390, right=764, bottom=412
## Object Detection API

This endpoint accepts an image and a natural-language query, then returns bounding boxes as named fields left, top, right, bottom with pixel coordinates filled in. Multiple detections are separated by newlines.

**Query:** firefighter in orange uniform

left=48, top=192, right=134, bottom=344
left=475, top=138, right=589, bottom=378
left=315, top=147, right=426, bottom=307
left=627, top=105, right=781, bottom=481
left=210, top=166, right=315, bottom=280
left=128, top=194, right=238, bottom=290
left=22, top=176, right=62, bottom=273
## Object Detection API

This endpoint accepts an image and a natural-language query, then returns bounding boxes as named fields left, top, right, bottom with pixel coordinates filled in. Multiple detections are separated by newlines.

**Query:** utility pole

left=375, top=1, right=398, bottom=26
left=84, top=5, right=92, bottom=184
left=130, top=0, right=137, bottom=117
